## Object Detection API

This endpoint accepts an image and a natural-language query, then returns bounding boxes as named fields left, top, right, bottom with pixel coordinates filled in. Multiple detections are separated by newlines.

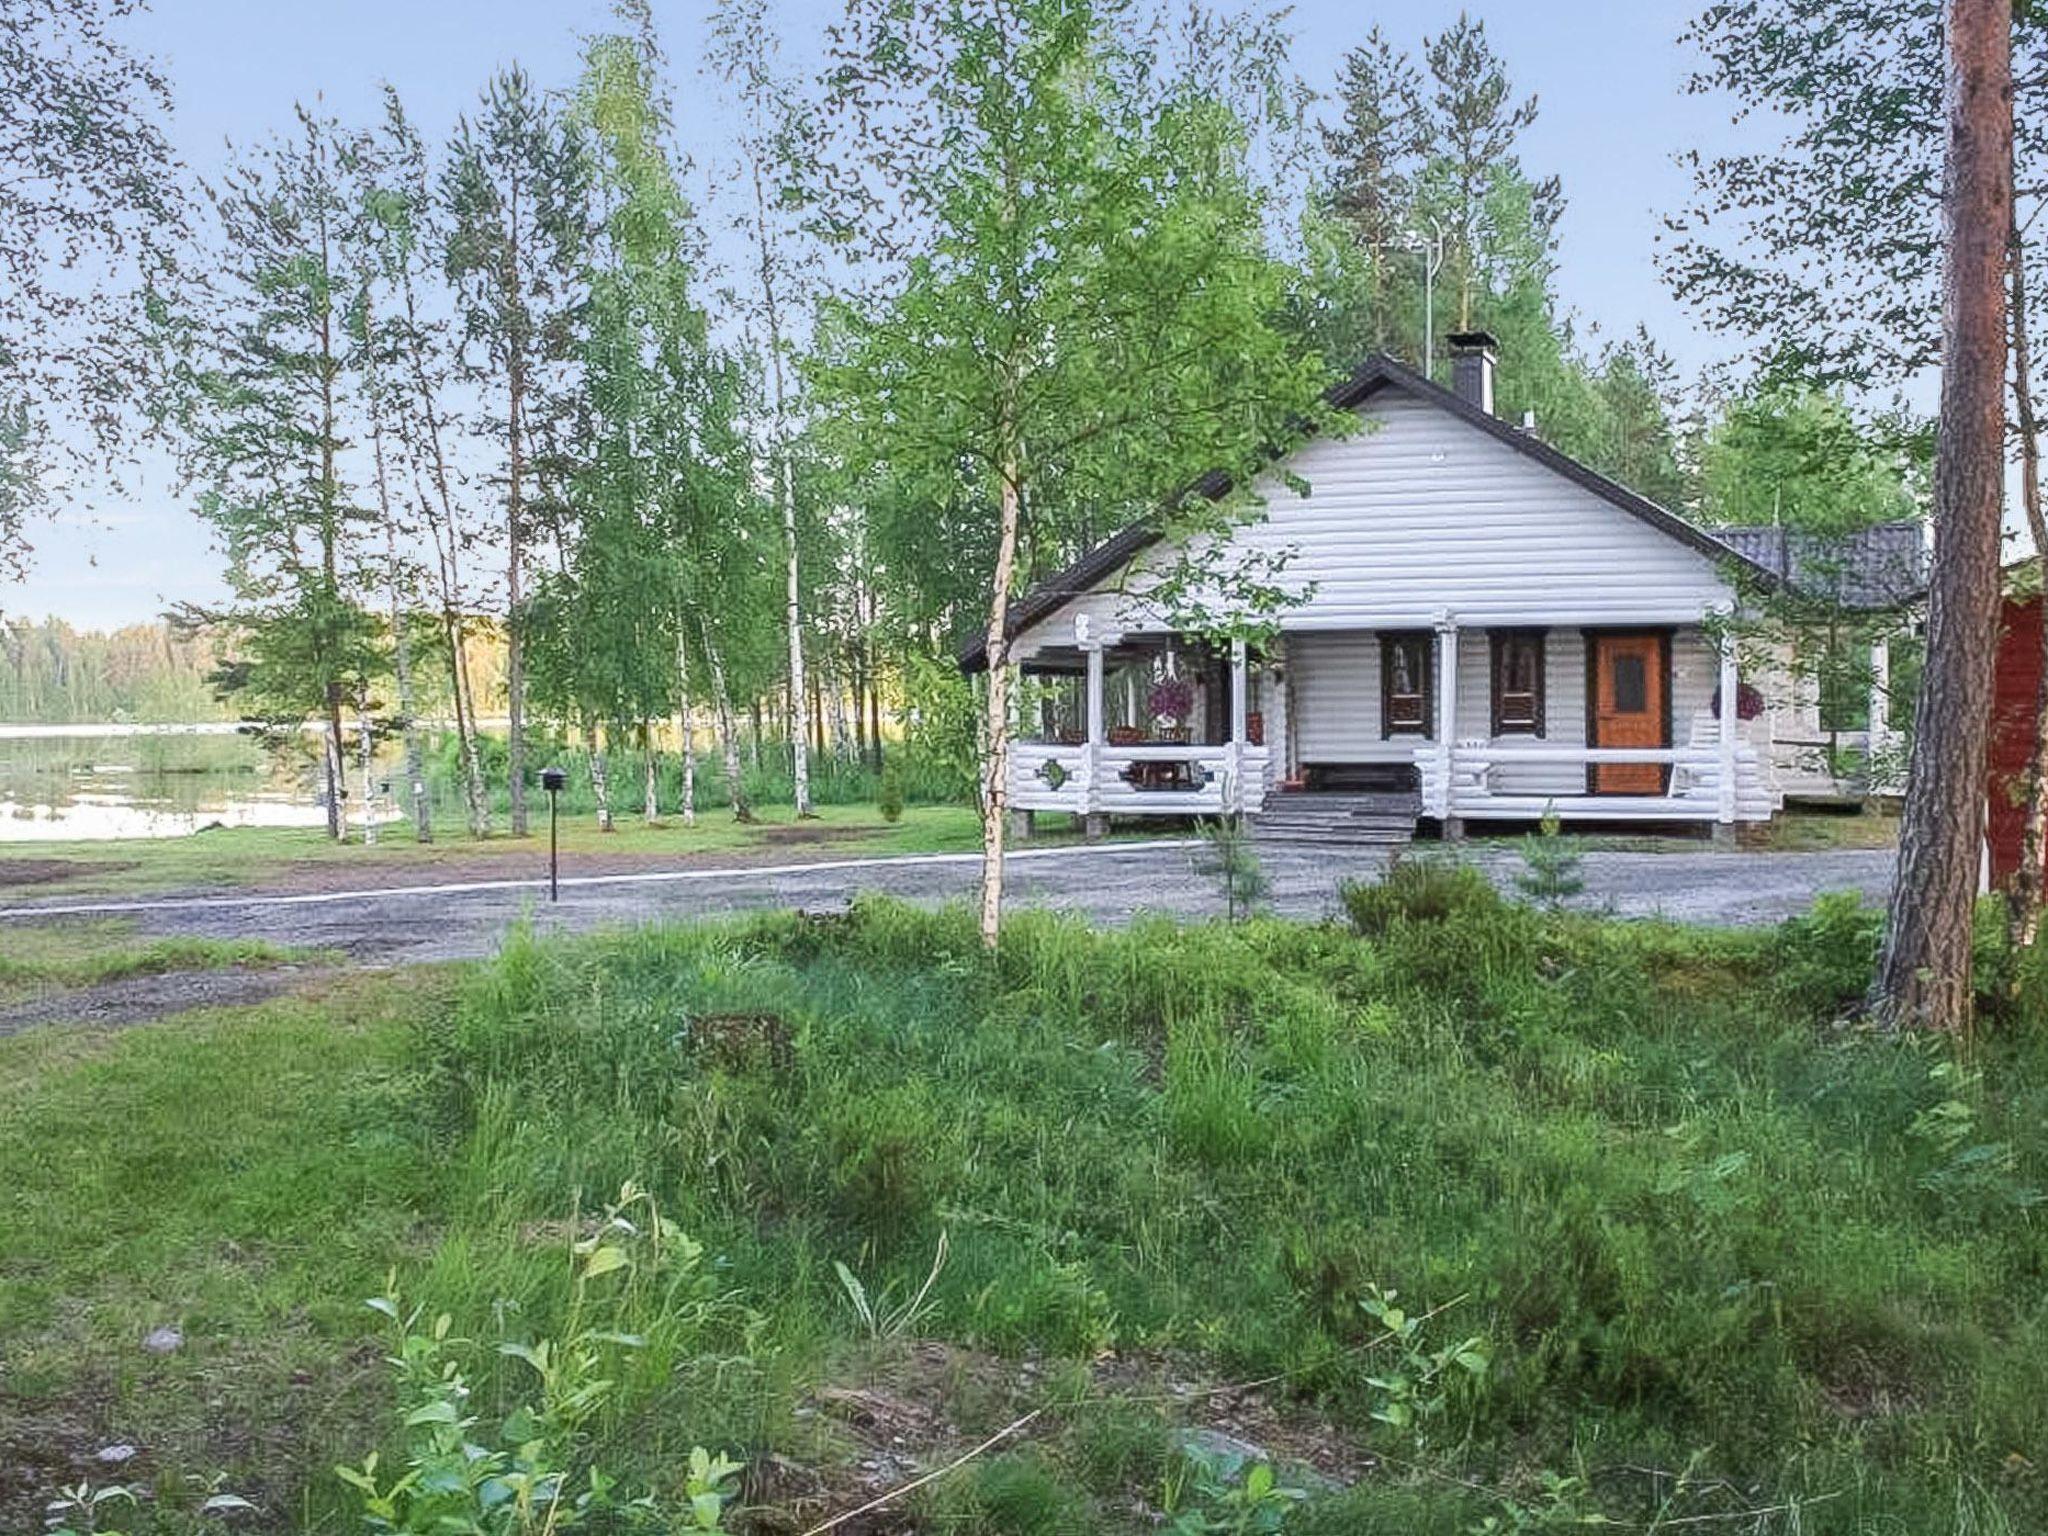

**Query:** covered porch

left=1007, top=613, right=1780, bottom=834
left=1008, top=618, right=1272, bottom=829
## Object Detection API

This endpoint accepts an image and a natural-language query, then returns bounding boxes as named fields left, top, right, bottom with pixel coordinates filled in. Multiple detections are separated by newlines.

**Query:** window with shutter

left=1380, top=632, right=1434, bottom=737
left=1490, top=629, right=1547, bottom=736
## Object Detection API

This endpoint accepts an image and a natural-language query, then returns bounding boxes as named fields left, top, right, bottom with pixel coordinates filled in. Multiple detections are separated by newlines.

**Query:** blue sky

left=4, top=0, right=1738, bottom=630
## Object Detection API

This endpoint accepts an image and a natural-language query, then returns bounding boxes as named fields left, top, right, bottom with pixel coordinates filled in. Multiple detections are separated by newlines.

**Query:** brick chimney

left=1446, top=331, right=1498, bottom=415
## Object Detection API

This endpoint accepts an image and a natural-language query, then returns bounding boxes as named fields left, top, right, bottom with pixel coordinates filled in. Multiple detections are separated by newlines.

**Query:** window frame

left=1380, top=630, right=1435, bottom=739
left=1489, top=628, right=1548, bottom=737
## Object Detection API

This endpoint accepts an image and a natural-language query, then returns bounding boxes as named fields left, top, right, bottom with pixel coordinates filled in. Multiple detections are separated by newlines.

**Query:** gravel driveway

left=0, top=840, right=1894, bottom=978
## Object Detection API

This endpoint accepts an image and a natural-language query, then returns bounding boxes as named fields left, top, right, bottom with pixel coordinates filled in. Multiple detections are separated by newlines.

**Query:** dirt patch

left=757, top=823, right=876, bottom=847
left=744, top=1340, right=1366, bottom=1533
left=0, top=965, right=327, bottom=1036
left=0, top=857, right=135, bottom=890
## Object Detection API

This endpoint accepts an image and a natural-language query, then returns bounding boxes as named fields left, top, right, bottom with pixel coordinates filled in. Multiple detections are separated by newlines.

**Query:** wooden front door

left=1588, top=632, right=1669, bottom=794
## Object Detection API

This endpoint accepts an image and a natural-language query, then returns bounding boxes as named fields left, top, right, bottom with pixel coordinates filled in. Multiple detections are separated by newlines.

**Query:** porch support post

left=1717, top=627, right=1740, bottom=834
left=1436, top=614, right=1461, bottom=836
left=1077, top=616, right=1107, bottom=840
left=1228, top=637, right=1248, bottom=815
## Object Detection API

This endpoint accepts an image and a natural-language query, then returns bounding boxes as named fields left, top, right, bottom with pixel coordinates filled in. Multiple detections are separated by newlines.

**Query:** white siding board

left=1011, top=385, right=1737, bottom=663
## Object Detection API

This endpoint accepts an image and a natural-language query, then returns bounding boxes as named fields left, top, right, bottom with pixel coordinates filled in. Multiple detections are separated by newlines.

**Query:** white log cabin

left=962, top=335, right=1912, bottom=841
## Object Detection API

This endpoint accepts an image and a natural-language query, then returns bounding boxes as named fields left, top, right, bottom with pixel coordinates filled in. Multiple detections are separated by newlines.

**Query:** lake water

left=0, top=724, right=336, bottom=841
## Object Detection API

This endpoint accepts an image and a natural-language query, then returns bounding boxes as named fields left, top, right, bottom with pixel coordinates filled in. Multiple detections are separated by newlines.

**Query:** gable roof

left=959, top=353, right=1781, bottom=672
left=1708, top=522, right=1927, bottom=611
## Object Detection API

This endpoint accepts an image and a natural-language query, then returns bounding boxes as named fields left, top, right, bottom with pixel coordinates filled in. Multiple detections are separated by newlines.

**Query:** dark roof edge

left=958, top=355, right=1781, bottom=673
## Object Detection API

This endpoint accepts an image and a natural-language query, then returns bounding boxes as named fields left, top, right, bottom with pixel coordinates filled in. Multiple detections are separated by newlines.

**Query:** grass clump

left=5, top=893, right=2048, bottom=1531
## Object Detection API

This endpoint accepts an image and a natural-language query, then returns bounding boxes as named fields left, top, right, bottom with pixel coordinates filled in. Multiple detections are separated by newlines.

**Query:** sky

left=1, top=0, right=1746, bottom=631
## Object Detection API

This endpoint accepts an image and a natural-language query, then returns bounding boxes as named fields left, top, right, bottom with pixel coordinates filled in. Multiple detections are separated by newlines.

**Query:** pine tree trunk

left=588, top=720, right=614, bottom=833
left=2006, top=219, right=2048, bottom=954
left=1870, top=0, right=2012, bottom=1034
left=703, top=622, right=754, bottom=822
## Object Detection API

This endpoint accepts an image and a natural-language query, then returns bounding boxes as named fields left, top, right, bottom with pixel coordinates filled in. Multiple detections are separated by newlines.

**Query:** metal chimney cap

left=1446, top=330, right=1500, bottom=354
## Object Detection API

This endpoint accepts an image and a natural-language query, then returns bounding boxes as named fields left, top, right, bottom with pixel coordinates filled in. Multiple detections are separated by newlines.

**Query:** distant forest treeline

left=0, top=618, right=227, bottom=724
left=0, top=616, right=511, bottom=725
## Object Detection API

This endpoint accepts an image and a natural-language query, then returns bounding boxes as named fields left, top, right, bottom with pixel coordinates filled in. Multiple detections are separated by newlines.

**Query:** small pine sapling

left=1515, top=808, right=1585, bottom=909
left=1193, top=817, right=1270, bottom=922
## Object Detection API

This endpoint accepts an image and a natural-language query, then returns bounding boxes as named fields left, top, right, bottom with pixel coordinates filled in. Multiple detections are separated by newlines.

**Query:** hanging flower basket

left=1147, top=676, right=1195, bottom=731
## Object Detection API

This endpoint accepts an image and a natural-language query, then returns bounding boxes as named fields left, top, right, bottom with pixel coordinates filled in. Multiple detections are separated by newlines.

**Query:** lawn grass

left=1, top=802, right=991, bottom=900
left=2, top=884, right=2042, bottom=1533
left=0, top=918, right=323, bottom=1004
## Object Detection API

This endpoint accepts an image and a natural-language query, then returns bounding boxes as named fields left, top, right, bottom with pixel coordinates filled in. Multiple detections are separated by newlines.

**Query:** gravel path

left=0, top=840, right=1894, bottom=982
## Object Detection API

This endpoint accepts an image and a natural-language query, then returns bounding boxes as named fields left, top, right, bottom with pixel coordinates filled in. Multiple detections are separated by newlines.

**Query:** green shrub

left=877, top=755, right=906, bottom=822
left=1340, top=855, right=1501, bottom=936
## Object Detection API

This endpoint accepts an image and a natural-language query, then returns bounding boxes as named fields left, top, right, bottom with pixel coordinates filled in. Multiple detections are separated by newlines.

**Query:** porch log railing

left=1420, top=742, right=1777, bottom=822
left=1008, top=741, right=1272, bottom=816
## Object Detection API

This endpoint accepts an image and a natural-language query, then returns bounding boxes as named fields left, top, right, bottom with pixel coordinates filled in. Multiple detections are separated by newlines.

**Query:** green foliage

left=1700, top=383, right=1927, bottom=531
left=812, top=0, right=1330, bottom=657
left=877, top=755, right=905, bottom=823
left=335, top=1184, right=743, bottom=1535
left=1512, top=811, right=1584, bottom=909
left=1163, top=1446, right=1308, bottom=1534
left=1339, top=855, right=1502, bottom=936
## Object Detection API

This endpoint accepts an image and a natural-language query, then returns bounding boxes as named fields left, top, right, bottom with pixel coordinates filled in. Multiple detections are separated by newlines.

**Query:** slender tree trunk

left=587, top=719, right=614, bottom=833
left=1871, top=0, right=2013, bottom=1034
left=2006, top=219, right=2048, bottom=954
left=396, top=246, right=487, bottom=837
left=978, top=450, right=1023, bottom=949
left=365, top=300, right=431, bottom=844
left=868, top=645, right=884, bottom=770
left=828, top=664, right=852, bottom=763
left=702, top=620, right=754, bottom=822
left=506, top=345, right=530, bottom=839
left=356, top=682, right=378, bottom=846
left=852, top=646, right=869, bottom=765
left=323, top=682, right=347, bottom=842
left=674, top=618, right=698, bottom=828
left=441, top=595, right=490, bottom=838
left=643, top=726, right=660, bottom=824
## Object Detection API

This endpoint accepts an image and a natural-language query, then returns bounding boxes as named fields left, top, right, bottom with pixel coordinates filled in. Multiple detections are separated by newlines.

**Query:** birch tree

left=444, top=70, right=589, bottom=838
left=1, top=0, right=184, bottom=579
left=813, top=0, right=1328, bottom=946
left=710, top=0, right=822, bottom=816
left=369, top=89, right=493, bottom=837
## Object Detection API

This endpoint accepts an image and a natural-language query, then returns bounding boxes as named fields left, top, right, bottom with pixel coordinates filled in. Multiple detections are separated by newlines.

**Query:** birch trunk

left=357, top=683, right=378, bottom=846
left=364, top=298, right=432, bottom=844
left=643, top=728, right=660, bottom=824
left=2007, top=218, right=2048, bottom=953
left=752, top=158, right=814, bottom=819
left=396, top=236, right=488, bottom=838
left=323, top=684, right=347, bottom=842
left=978, top=456, right=1023, bottom=948
left=588, top=720, right=615, bottom=833
left=1870, top=0, right=2012, bottom=1034
left=674, top=620, right=698, bottom=828
left=702, top=621, right=754, bottom=822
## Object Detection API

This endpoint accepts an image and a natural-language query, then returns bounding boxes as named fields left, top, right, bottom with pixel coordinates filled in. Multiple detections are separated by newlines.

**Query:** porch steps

left=1252, top=791, right=1419, bottom=848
